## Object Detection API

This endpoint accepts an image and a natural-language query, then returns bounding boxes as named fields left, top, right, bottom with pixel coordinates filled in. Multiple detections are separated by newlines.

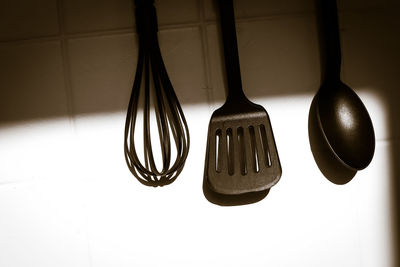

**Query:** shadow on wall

left=0, top=2, right=399, bottom=122
left=0, top=1, right=398, bottom=119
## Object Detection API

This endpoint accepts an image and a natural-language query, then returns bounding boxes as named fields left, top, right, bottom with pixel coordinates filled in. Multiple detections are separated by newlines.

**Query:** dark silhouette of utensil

left=124, top=0, right=189, bottom=186
left=309, top=0, right=375, bottom=182
left=204, top=0, right=281, bottom=195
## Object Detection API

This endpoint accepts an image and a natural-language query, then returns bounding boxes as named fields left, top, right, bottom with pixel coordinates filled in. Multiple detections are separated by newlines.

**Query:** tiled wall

left=0, top=0, right=399, bottom=266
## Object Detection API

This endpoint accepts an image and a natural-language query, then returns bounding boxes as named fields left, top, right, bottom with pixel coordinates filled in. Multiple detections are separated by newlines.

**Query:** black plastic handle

left=217, top=0, right=246, bottom=102
left=135, top=0, right=158, bottom=39
left=317, top=0, right=342, bottom=82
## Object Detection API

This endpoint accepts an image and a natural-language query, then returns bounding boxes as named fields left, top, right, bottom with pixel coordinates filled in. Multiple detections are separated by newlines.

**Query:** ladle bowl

left=310, top=80, right=375, bottom=171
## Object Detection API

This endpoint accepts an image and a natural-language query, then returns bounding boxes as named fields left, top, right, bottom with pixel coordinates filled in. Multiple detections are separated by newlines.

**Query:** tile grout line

left=0, top=23, right=199, bottom=45
left=198, top=0, right=216, bottom=111
left=0, top=11, right=316, bottom=45
left=56, top=0, right=76, bottom=132
left=0, top=6, right=396, bottom=46
left=0, top=35, right=61, bottom=46
left=55, top=2, right=93, bottom=266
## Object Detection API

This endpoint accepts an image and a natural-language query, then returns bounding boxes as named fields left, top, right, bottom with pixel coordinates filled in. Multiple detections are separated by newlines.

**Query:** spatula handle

left=317, top=0, right=342, bottom=82
left=217, top=0, right=246, bottom=102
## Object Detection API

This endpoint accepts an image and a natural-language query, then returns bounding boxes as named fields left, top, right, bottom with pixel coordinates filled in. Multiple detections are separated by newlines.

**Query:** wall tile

left=0, top=41, right=69, bottom=123
left=155, top=0, right=200, bottom=25
left=338, top=0, right=400, bottom=11
left=63, top=0, right=134, bottom=33
left=340, top=11, right=400, bottom=140
left=0, top=42, right=73, bottom=184
left=0, top=117, right=76, bottom=184
left=0, top=180, right=91, bottom=267
left=203, top=0, right=399, bottom=21
left=68, top=27, right=207, bottom=115
left=352, top=141, right=396, bottom=267
left=204, top=0, right=314, bottom=21
left=63, top=0, right=199, bottom=34
left=340, top=11, right=400, bottom=93
left=0, top=0, right=59, bottom=41
left=67, top=34, right=136, bottom=114
left=206, top=15, right=320, bottom=103
left=157, top=27, right=208, bottom=103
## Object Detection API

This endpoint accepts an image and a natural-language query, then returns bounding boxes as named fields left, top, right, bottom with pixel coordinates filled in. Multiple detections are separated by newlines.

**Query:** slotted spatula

left=204, top=0, right=281, bottom=195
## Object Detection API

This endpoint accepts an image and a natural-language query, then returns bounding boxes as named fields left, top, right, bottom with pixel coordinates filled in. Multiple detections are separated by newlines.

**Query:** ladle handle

left=318, top=0, right=342, bottom=82
left=217, top=0, right=246, bottom=103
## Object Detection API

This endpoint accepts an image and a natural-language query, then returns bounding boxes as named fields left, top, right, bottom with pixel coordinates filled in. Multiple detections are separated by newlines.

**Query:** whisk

left=124, top=0, right=190, bottom=186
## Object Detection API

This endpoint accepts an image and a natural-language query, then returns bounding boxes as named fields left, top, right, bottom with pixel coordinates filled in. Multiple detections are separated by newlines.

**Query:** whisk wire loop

left=124, top=0, right=189, bottom=186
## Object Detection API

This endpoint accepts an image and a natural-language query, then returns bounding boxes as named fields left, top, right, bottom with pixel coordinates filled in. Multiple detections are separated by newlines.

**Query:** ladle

left=308, top=0, right=375, bottom=179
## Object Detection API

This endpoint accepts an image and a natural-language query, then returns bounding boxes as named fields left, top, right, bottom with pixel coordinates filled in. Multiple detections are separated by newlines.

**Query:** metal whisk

left=124, top=0, right=190, bottom=186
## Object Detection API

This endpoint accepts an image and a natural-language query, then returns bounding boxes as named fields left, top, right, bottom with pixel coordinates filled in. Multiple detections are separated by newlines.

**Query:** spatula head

left=205, top=101, right=281, bottom=195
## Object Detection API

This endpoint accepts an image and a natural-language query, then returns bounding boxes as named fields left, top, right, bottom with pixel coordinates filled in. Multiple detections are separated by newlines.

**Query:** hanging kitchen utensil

left=124, top=0, right=190, bottom=186
left=204, top=0, right=281, bottom=195
left=308, top=0, right=375, bottom=183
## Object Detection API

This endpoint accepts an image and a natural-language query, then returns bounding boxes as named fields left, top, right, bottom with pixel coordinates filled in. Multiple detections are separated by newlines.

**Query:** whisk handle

left=135, top=0, right=158, bottom=37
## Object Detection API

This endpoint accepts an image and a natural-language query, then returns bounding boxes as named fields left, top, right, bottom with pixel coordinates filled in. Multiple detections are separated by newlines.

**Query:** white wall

left=0, top=0, right=399, bottom=266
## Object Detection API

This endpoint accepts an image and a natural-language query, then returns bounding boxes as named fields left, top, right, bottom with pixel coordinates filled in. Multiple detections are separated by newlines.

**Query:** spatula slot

left=226, top=128, right=235, bottom=175
left=215, top=129, right=222, bottom=173
left=259, top=124, right=272, bottom=167
left=237, top=127, right=247, bottom=175
left=249, top=126, right=260, bottom=173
